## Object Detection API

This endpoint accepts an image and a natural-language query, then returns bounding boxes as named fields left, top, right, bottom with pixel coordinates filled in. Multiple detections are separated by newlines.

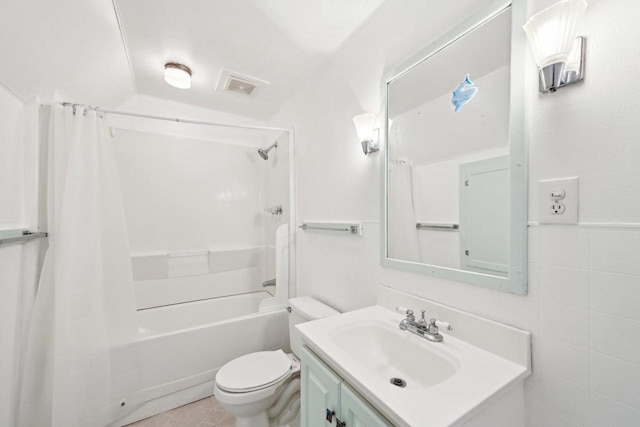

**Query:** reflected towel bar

left=0, top=230, right=48, bottom=246
left=299, top=222, right=362, bottom=235
left=416, top=223, right=459, bottom=231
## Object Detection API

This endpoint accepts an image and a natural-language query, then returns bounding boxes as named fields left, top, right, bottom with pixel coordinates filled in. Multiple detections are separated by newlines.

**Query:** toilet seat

left=216, top=350, right=295, bottom=393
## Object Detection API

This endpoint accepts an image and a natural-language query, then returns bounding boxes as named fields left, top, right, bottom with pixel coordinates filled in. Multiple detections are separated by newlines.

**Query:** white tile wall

left=590, top=271, right=640, bottom=321
left=590, top=312, right=640, bottom=364
left=591, top=352, right=640, bottom=410
left=539, top=300, right=589, bottom=347
left=527, top=371, right=591, bottom=425
left=526, top=402, right=580, bottom=427
left=530, top=227, right=590, bottom=269
left=589, top=230, right=640, bottom=276
left=527, top=226, right=640, bottom=425
left=589, top=393, right=640, bottom=427
left=292, top=224, right=640, bottom=426
left=537, top=265, right=589, bottom=308
left=533, top=336, right=590, bottom=387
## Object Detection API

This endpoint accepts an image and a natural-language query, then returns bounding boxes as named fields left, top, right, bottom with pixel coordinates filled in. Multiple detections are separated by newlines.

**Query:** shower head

left=257, top=141, right=278, bottom=160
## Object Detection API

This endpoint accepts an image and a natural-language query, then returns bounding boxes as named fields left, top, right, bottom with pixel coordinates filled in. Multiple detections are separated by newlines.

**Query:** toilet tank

left=288, top=297, right=339, bottom=357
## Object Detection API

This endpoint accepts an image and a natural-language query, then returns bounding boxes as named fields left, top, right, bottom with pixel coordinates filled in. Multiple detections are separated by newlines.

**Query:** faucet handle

left=396, top=306, right=412, bottom=315
left=433, top=319, right=453, bottom=331
left=395, top=306, right=415, bottom=320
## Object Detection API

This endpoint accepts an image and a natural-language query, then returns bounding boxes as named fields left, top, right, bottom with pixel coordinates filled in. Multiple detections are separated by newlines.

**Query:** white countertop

left=297, top=305, right=530, bottom=427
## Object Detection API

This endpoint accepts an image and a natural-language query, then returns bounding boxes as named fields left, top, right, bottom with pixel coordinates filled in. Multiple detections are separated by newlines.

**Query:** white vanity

left=297, top=286, right=531, bottom=427
left=300, top=347, right=392, bottom=427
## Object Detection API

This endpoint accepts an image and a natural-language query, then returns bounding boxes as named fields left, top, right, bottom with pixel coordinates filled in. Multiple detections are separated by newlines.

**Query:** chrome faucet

left=396, top=307, right=453, bottom=343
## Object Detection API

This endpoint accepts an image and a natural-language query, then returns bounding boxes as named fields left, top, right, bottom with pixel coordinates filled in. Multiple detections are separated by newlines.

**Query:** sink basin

left=330, top=321, right=459, bottom=389
left=296, top=304, right=530, bottom=427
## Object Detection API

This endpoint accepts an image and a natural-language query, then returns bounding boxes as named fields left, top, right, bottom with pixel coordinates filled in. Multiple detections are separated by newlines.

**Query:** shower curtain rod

left=49, top=102, right=290, bottom=134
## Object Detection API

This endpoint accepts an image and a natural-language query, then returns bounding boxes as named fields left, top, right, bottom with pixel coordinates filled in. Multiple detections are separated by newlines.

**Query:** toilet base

left=214, top=373, right=301, bottom=427
left=235, top=411, right=270, bottom=427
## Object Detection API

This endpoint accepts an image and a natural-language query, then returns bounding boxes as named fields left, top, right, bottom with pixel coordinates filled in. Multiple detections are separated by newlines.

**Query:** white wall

left=269, top=0, right=640, bottom=425
left=0, top=86, right=26, bottom=228
left=0, top=82, right=25, bottom=427
left=0, top=86, right=42, bottom=426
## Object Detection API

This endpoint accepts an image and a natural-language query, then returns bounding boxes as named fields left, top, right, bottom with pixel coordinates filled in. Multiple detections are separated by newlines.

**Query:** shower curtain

left=18, top=105, right=139, bottom=427
left=387, top=162, right=421, bottom=262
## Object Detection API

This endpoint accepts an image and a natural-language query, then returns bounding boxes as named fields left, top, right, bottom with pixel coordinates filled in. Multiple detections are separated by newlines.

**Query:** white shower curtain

left=387, top=162, right=421, bottom=262
left=18, top=105, right=139, bottom=427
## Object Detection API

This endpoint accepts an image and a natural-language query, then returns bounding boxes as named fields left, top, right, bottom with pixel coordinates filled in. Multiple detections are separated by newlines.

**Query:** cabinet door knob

left=336, top=418, right=346, bottom=427
left=326, top=409, right=335, bottom=422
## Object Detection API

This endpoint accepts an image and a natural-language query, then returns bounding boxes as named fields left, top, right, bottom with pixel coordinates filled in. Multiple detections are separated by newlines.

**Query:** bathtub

left=116, top=291, right=289, bottom=425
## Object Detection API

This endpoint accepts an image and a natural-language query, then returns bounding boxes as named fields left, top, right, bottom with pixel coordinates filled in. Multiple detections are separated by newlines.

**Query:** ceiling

left=0, top=0, right=385, bottom=118
left=0, top=0, right=134, bottom=106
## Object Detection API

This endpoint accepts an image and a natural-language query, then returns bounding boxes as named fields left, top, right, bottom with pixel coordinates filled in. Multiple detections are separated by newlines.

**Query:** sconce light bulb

left=353, top=113, right=380, bottom=155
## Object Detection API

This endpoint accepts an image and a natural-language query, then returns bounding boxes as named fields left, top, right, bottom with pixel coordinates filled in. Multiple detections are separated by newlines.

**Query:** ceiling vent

left=216, top=68, right=271, bottom=96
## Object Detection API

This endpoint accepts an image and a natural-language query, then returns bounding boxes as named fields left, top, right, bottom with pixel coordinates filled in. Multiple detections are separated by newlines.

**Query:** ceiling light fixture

left=164, top=63, right=192, bottom=89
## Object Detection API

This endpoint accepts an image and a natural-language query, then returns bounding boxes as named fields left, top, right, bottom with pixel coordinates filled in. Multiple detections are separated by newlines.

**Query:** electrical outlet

left=550, top=202, right=565, bottom=214
left=538, top=177, right=578, bottom=224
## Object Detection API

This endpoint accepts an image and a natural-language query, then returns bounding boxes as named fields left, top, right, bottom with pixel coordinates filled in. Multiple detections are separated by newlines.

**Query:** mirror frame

left=380, top=0, right=528, bottom=294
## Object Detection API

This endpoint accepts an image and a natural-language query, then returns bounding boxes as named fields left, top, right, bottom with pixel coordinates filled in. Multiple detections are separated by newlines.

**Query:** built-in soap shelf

left=131, top=246, right=269, bottom=280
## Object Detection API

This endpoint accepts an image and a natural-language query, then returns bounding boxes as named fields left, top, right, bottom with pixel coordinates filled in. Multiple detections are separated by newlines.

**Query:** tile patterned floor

left=125, top=396, right=235, bottom=427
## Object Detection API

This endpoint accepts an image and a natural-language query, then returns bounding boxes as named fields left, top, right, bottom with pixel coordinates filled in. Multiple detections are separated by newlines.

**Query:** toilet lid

left=216, top=349, right=292, bottom=392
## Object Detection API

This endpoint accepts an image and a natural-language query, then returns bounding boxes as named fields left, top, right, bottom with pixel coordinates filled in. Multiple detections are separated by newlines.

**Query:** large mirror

left=382, top=0, right=528, bottom=294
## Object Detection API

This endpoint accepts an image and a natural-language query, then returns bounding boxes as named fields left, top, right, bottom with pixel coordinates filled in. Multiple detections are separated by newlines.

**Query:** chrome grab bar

left=416, top=223, right=459, bottom=231
left=298, top=222, right=362, bottom=235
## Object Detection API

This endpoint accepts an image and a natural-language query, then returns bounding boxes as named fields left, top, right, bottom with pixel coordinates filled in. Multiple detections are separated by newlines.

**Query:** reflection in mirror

left=384, top=2, right=526, bottom=293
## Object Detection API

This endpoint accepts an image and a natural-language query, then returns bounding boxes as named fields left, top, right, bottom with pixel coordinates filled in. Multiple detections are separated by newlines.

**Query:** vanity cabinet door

left=340, top=383, right=392, bottom=427
left=301, top=347, right=341, bottom=427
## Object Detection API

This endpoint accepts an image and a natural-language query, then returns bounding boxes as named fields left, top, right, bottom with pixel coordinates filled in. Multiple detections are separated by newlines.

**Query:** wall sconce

left=352, top=113, right=379, bottom=155
left=523, top=0, right=588, bottom=93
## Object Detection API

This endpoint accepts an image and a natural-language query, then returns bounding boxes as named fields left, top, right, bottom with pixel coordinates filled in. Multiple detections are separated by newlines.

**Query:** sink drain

left=390, top=377, right=406, bottom=388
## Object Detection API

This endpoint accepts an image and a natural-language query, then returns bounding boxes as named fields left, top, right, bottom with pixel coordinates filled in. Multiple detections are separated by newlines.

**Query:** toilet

left=214, top=297, right=339, bottom=427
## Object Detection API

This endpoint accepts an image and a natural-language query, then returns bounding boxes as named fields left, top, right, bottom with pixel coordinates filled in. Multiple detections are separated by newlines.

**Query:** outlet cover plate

left=538, top=177, right=578, bottom=224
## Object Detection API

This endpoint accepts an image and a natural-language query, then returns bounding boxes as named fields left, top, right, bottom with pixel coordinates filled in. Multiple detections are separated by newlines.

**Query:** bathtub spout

left=262, top=279, right=276, bottom=287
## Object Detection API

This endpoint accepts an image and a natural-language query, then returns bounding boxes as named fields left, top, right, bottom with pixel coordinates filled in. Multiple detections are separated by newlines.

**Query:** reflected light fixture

left=164, top=63, right=192, bottom=89
left=352, top=113, right=379, bottom=155
left=523, top=0, right=588, bottom=93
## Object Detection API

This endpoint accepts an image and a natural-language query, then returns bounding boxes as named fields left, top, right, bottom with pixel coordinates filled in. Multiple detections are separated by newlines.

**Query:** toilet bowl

left=214, top=297, right=339, bottom=427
